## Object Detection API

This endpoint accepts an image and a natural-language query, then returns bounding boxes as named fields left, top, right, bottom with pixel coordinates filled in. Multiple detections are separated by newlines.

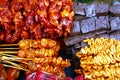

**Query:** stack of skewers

left=0, top=38, right=71, bottom=79
left=75, top=37, right=120, bottom=80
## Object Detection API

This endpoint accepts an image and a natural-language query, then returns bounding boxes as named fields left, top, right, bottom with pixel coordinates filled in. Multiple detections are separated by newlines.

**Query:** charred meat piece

left=0, top=0, right=74, bottom=43
left=0, top=31, right=5, bottom=41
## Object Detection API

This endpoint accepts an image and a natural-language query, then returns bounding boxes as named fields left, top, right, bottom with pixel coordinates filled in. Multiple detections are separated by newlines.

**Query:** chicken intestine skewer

left=23, top=62, right=66, bottom=78
left=18, top=48, right=59, bottom=58
left=18, top=57, right=70, bottom=68
left=18, top=38, right=59, bottom=49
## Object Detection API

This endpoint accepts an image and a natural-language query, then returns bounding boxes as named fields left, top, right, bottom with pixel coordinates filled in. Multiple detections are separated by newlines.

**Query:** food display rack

left=0, top=0, right=120, bottom=80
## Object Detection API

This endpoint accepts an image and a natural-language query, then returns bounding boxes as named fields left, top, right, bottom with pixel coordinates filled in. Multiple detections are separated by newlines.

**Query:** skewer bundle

left=0, top=38, right=71, bottom=79
left=0, top=0, right=74, bottom=43
left=17, top=38, right=71, bottom=78
left=75, top=37, right=120, bottom=80
left=18, top=38, right=60, bottom=57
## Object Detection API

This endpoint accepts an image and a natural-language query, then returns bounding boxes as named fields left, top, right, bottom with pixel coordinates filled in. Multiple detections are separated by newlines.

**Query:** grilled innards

left=75, top=37, right=120, bottom=80
left=0, top=0, right=74, bottom=43
left=18, top=38, right=71, bottom=78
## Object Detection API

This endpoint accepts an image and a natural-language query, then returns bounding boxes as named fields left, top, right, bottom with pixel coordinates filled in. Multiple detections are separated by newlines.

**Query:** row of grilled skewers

left=0, top=38, right=71, bottom=79
left=75, top=37, right=120, bottom=80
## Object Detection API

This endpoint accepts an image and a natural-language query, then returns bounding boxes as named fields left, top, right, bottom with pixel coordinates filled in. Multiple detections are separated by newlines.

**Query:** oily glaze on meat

left=0, top=0, right=74, bottom=43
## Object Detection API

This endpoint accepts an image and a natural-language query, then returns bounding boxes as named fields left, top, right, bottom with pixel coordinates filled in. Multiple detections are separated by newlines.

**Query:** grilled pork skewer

left=0, top=38, right=71, bottom=79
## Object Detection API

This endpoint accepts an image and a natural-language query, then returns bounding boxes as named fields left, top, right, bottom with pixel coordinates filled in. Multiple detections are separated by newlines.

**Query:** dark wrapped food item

left=73, top=2, right=86, bottom=15
left=80, top=17, right=96, bottom=33
left=109, top=4, right=120, bottom=16
left=85, top=4, right=96, bottom=17
left=70, top=21, right=81, bottom=36
left=95, top=16, right=109, bottom=30
left=95, top=3, right=109, bottom=16
left=110, top=17, right=120, bottom=31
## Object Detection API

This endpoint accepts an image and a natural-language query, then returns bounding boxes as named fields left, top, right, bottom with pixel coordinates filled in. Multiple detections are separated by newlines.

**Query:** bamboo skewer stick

left=3, top=64, right=30, bottom=71
left=1, top=53, right=19, bottom=57
left=2, top=60, right=22, bottom=67
left=2, top=60, right=30, bottom=71
left=0, top=55, right=31, bottom=61
left=0, top=44, right=18, bottom=47
left=2, top=59, right=29, bottom=65
left=0, top=48, right=19, bottom=50
left=1, top=56, right=23, bottom=61
left=0, top=43, right=31, bottom=72
left=1, top=54, right=18, bottom=57
left=0, top=55, right=31, bottom=65
left=0, top=51, right=17, bottom=54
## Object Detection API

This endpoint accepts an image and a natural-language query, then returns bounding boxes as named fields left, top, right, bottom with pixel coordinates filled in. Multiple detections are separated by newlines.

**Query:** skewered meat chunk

left=21, top=30, right=30, bottom=39
left=7, top=68, right=20, bottom=80
left=0, top=1, right=12, bottom=30
left=0, top=63, right=7, bottom=80
left=24, top=12, right=34, bottom=31
left=0, top=0, right=74, bottom=43
left=0, top=31, right=5, bottom=41
left=32, top=24, right=42, bottom=39
left=17, top=39, right=71, bottom=79
left=18, top=48, right=58, bottom=58
left=5, top=30, right=12, bottom=43
left=11, top=0, right=23, bottom=12
left=18, top=38, right=59, bottom=49
left=26, top=64, right=66, bottom=78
